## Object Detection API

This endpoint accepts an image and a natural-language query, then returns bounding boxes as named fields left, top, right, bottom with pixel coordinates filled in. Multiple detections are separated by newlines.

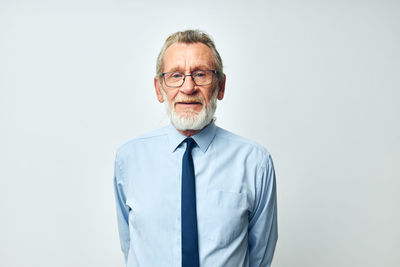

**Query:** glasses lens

left=164, top=72, right=184, bottom=87
left=192, top=70, right=214, bottom=86
left=163, top=70, right=215, bottom=87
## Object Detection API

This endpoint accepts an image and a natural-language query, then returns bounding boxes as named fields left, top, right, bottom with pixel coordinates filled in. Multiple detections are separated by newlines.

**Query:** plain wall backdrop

left=1, top=0, right=399, bottom=266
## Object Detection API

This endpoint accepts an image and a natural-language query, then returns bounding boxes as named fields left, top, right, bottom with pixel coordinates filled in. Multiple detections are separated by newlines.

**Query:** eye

left=167, top=72, right=183, bottom=79
left=193, top=71, right=207, bottom=78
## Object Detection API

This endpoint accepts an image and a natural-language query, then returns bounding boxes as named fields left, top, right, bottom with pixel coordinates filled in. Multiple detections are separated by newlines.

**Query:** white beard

left=161, top=88, right=218, bottom=131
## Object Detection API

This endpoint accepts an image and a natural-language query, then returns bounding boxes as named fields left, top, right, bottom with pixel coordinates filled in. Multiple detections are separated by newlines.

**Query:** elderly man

left=114, top=30, right=278, bottom=267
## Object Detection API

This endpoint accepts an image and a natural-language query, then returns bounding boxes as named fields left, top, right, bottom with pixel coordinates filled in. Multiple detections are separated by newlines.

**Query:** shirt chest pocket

left=197, top=190, right=248, bottom=247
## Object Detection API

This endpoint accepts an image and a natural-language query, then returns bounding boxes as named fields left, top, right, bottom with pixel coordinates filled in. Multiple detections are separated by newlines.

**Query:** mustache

left=173, top=96, right=205, bottom=105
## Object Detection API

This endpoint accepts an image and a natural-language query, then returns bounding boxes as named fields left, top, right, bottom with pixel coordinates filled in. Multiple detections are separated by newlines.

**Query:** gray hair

left=156, top=29, right=224, bottom=81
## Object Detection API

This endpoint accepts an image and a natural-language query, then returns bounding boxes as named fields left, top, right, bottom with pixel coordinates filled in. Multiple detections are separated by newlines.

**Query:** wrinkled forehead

left=162, top=42, right=215, bottom=72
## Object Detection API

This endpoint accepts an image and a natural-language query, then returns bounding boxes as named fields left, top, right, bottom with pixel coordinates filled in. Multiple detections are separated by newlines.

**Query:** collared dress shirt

left=114, top=121, right=278, bottom=267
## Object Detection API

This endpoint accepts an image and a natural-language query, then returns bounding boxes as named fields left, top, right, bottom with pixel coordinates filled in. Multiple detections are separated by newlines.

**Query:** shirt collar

left=167, top=120, right=217, bottom=153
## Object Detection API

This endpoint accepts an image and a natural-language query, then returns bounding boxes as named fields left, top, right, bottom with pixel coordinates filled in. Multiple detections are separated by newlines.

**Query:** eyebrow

left=165, top=65, right=213, bottom=73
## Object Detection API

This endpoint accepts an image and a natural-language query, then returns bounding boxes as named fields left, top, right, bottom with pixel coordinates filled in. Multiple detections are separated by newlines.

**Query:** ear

left=154, top=77, right=164, bottom=103
left=217, top=74, right=226, bottom=100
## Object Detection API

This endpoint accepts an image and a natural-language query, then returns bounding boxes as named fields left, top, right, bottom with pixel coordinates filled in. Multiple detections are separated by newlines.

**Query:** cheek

left=169, top=93, right=178, bottom=104
left=163, top=89, right=178, bottom=103
left=203, top=87, right=217, bottom=102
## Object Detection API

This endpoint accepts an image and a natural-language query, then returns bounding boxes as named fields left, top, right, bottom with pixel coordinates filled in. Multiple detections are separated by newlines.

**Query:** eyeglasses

left=161, top=70, right=218, bottom=88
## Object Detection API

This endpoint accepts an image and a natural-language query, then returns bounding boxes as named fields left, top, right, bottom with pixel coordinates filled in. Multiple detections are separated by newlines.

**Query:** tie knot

left=184, top=138, right=196, bottom=151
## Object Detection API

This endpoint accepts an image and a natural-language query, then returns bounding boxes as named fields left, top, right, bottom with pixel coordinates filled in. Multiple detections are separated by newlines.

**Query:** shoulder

left=215, top=126, right=271, bottom=160
left=213, top=126, right=276, bottom=194
left=114, top=126, right=171, bottom=184
left=115, top=125, right=170, bottom=161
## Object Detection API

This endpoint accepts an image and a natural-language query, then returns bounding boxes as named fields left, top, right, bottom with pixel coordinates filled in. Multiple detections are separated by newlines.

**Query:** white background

left=1, top=0, right=399, bottom=266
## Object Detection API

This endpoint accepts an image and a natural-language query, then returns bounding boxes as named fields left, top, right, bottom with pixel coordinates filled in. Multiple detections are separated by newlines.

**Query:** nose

left=179, top=74, right=196, bottom=95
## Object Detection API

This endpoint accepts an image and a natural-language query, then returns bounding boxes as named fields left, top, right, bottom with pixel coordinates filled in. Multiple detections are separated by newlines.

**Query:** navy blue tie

left=181, top=138, right=200, bottom=267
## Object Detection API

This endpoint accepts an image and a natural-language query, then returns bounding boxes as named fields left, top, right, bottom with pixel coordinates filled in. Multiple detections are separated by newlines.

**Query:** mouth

left=175, top=101, right=202, bottom=106
left=174, top=101, right=203, bottom=114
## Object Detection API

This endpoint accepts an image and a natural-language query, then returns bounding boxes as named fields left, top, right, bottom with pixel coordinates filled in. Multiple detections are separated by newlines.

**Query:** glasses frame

left=161, top=70, right=218, bottom=88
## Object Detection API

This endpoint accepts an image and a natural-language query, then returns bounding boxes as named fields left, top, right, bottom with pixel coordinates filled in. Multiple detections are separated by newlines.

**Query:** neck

left=177, top=129, right=201, bottom=137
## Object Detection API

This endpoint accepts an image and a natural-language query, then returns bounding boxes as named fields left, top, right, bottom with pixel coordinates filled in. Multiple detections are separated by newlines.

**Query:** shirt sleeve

left=113, top=152, right=130, bottom=264
left=248, top=153, right=278, bottom=267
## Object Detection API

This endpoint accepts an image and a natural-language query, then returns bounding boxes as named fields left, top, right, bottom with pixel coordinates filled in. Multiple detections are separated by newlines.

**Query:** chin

left=177, top=109, right=199, bottom=118
left=170, top=108, right=212, bottom=131
left=162, top=88, right=218, bottom=131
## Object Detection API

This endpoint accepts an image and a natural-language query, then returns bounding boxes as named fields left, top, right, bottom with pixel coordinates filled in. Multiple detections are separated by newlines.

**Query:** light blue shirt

left=114, top=121, right=278, bottom=267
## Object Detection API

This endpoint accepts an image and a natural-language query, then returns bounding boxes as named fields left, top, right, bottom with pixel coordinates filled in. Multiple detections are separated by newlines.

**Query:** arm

left=248, top=154, right=278, bottom=267
left=113, top=153, right=130, bottom=264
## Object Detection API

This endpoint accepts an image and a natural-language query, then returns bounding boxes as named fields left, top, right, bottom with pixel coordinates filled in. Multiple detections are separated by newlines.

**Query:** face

left=154, top=42, right=225, bottom=132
